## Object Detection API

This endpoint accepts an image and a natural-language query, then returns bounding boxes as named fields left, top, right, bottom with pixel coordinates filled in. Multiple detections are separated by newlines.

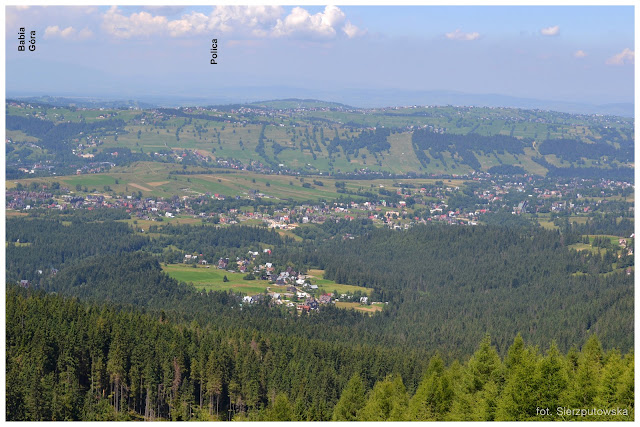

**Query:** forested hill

left=6, top=287, right=634, bottom=421
left=6, top=217, right=634, bottom=356
left=316, top=225, right=633, bottom=353
left=6, top=100, right=634, bottom=178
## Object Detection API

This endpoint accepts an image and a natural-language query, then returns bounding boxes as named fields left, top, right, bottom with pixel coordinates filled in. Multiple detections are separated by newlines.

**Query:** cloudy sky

left=5, top=4, right=635, bottom=106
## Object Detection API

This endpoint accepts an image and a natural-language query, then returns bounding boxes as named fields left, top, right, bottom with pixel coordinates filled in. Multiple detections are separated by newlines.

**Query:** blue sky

left=5, top=5, right=635, bottom=106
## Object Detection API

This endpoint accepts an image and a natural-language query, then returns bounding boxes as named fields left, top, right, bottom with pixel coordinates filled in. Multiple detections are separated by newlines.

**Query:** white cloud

left=167, top=11, right=211, bottom=37
left=273, top=6, right=349, bottom=39
left=445, top=29, right=480, bottom=41
left=44, top=25, right=93, bottom=40
left=606, top=48, right=634, bottom=65
left=540, top=25, right=560, bottom=36
left=343, top=21, right=365, bottom=39
left=102, top=6, right=168, bottom=39
left=100, top=5, right=362, bottom=40
left=208, top=5, right=284, bottom=37
left=574, top=50, right=587, bottom=58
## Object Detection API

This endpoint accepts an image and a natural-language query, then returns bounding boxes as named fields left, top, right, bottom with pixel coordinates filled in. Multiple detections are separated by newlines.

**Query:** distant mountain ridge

left=250, top=98, right=354, bottom=109
left=9, top=95, right=157, bottom=110
left=7, top=90, right=634, bottom=117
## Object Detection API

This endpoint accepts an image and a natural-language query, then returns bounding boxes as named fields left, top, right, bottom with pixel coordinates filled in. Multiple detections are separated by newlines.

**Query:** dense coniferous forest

left=412, top=130, right=529, bottom=155
left=532, top=156, right=634, bottom=181
left=6, top=115, right=125, bottom=160
left=410, top=129, right=529, bottom=171
left=328, top=128, right=392, bottom=155
left=5, top=213, right=634, bottom=421
left=6, top=217, right=633, bottom=357
left=316, top=225, right=633, bottom=353
left=538, top=138, right=633, bottom=163
left=6, top=287, right=633, bottom=421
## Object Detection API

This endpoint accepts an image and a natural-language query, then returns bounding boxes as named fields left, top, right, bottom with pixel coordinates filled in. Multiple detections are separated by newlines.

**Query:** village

left=6, top=172, right=634, bottom=233
left=179, top=252, right=377, bottom=315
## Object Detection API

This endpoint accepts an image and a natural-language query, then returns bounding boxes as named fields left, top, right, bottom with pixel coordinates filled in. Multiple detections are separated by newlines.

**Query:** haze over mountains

left=7, top=88, right=634, bottom=117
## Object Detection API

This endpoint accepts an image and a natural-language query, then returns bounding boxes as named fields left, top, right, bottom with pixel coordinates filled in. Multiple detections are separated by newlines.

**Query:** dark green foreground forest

left=5, top=214, right=634, bottom=420
left=6, top=288, right=634, bottom=421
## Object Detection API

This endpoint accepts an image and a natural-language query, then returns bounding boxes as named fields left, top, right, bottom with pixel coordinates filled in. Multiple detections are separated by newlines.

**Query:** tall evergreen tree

left=406, top=353, right=453, bottom=420
left=267, top=393, right=293, bottom=421
left=358, top=375, right=408, bottom=421
left=566, top=335, right=603, bottom=412
left=332, top=373, right=366, bottom=421
left=533, top=341, right=568, bottom=420
left=495, top=334, right=540, bottom=420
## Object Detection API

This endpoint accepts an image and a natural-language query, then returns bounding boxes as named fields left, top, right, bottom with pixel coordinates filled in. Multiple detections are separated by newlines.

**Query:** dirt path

left=129, top=183, right=152, bottom=191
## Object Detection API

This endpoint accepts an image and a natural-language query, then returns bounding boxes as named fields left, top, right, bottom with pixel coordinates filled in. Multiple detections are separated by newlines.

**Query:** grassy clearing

left=602, top=266, right=633, bottom=277
left=568, top=216, right=590, bottom=225
left=6, top=242, right=31, bottom=247
left=306, top=269, right=372, bottom=295
left=275, top=229, right=303, bottom=242
left=162, top=263, right=271, bottom=295
left=119, top=216, right=209, bottom=230
left=586, top=235, right=624, bottom=245
left=6, top=211, right=29, bottom=218
left=384, top=132, right=423, bottom=173
left=568, top=235, right=626, bottom=254
left=6, top=130, right=40, bottom=143
left=335, top=301, right=383, bottom=313
left=538, top=221, right=557, bottom=230
left=567, top=243, right=604, bottom=254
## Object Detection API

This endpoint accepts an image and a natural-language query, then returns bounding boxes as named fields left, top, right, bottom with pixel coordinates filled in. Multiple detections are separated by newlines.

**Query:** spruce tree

left=358, top=375, right=408, bottom=421
left=568, top=335, right=603, bottom=411
left=534, top=341, right=568, bottom=420
left=332, top=373, right=366, bottom=421
left=449, top=334, right=504, bottom=421
left=407, top=353, right=453, bottom=420
left=267, top=393, right=293, bottom=421
left=495, top=334, right=540, bottom=420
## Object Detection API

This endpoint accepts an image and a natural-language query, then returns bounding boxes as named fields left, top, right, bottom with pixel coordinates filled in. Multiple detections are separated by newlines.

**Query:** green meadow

left=162, top=263, right=271, bottom=296
left=306, top=269, right=372, bottom=295
left=8, top=161, right=473, bottom=203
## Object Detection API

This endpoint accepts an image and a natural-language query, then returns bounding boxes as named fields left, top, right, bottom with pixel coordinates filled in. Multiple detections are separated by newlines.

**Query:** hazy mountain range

left=8, top=87, right=633, bottom=117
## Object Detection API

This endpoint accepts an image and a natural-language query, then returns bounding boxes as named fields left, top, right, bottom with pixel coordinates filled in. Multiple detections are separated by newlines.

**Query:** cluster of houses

left=6, top=189, right=54, bottom=210
left=243, top=287, right=338, bottom=313
left=6, top=167, right=634, bottom=235
left=183, top=250, right=348, bottom=313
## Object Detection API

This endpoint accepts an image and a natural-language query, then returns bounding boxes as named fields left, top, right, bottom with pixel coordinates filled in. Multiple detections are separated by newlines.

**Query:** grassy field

left=6, top=211, right=29, bottom=218
left=275, top=229, right=303, bottom=242
left=119, top=216, right=209, bottom=229
left=163, top=264, right=373, bottom=297
left=567, top=243, right=604, bottom=254
left=568, top=235, right=625, bottom=254
left=6, top=130, right=40, bottom=143
left=536, top=214, right=594, bottom=230
left=585, top=235, right=624, bottom=245
left=306, top=269, right=372, bottom=295
left=162, top=264, right=271, bottom=295
left=7, top=162, right=472, bottom=203
left=6, top=242, right=31, bottom=247
left=335, top=301, right=384, bottom=313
